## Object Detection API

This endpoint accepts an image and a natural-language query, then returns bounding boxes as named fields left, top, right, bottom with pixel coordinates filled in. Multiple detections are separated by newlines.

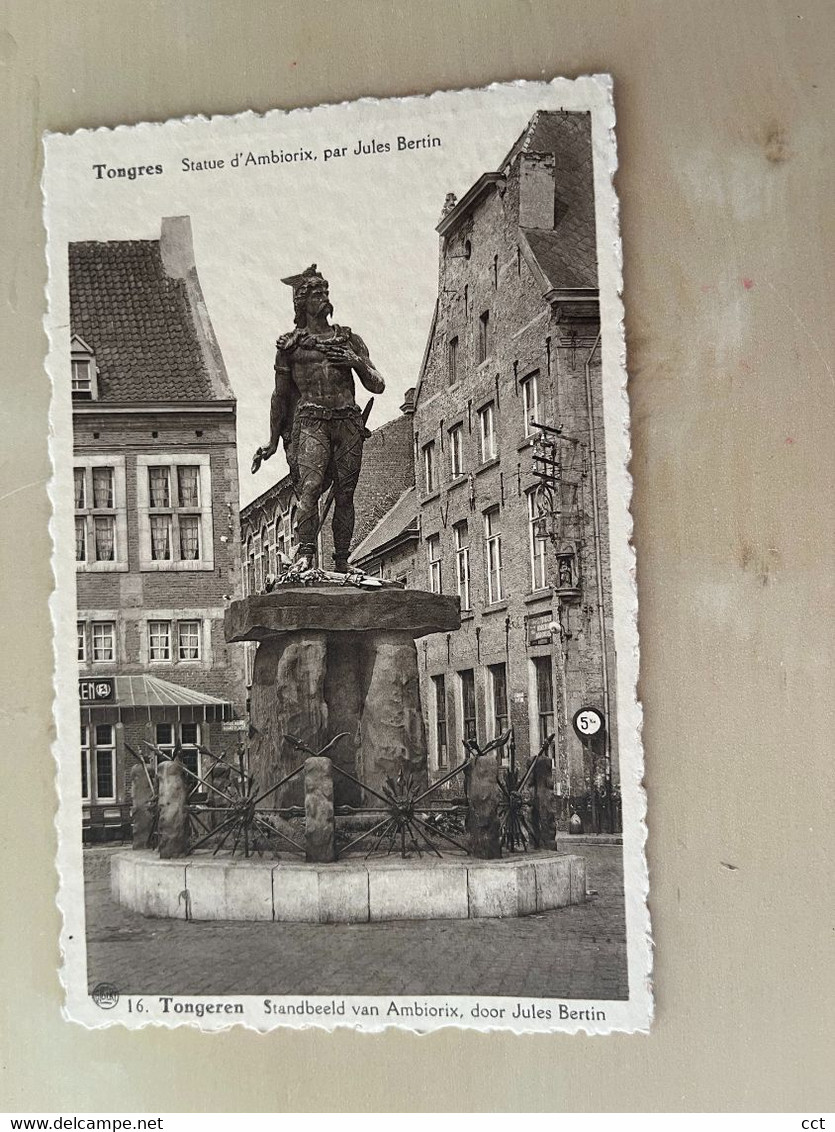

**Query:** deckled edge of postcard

left=44, top=73, right=651, bottom=1034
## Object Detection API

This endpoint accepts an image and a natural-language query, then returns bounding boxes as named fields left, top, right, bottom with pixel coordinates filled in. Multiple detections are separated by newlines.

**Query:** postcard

left=44, top=75, right=650, bottom=1032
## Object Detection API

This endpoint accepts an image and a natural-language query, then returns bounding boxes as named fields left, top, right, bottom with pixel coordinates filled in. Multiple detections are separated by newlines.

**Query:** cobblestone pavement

left=83, top=844, right=628, bottom=1000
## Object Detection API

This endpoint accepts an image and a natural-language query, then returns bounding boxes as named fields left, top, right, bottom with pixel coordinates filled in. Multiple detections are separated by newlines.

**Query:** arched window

left=254, top=531, right=263, bottom=592
left=261, top=525, right=270, bottom=580
left=289, top=505, right=298, bottom=553
left=246, top=536, right=255, bottom=596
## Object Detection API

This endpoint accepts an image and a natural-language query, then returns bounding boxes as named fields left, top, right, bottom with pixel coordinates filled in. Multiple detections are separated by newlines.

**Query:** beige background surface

left=1, top=0, right=832, bottom=1113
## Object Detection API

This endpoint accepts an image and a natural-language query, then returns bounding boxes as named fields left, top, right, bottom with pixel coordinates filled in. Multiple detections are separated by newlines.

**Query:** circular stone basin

left=111, top=850, right=587, bottom=924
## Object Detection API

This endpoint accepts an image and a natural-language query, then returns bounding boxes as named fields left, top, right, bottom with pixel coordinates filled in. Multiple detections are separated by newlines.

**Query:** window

left=156, top=721, right=201, bottom=781
left=77, top=621, right=86, bottom=663
left=91, top=621, right=115, bottom=663
left=254, top=531, right=264, bottom=592
left=453, top=520, right=470, bottom=610
left=178, top=621, right=201, bottom=661
left=478, top=310, right=491, bottom=363
left=521, top=370, right=539, bottom=436
left=94, top=724, right=116, bottom=801
left=427, top=534, right=442, bottom=594
left=432, top=675, right=448, bottom=769
left=80, top=725, right=90, bottom=801
left=74, top=459, right=126, bottom=569
left=488, top=663, right=509, bottom=739
left=459, top=669, right=477, bottom=742
left=533, top=656, right=555, bottom=747
left=150, top=514, right=172, bottom=561
left=92, top=466, right=114, bottom=508
left=93, top=516, right=115, bottom=562
left=148, top=466, right=171, bottom=508
left=71, top=358, right=92, bottom=399
left=484, top=507, right=503, bottom=603
left=492, top=254, right=498, bottom=289
left=449, top=423, right=464, bottom=478
left=138, top=455, right=213, bottom=570
left=448, top=336, right=459, bottom=385
left=478, top=402, right=496, bottom=462
left=179, top=515, right=201, bottom=561
left=177, top=465, right=200, bottom=507
left=148, top=620, right=171, bottom=662
left=73, top=468, right=86, bottom=509
left=75, top=516, right=87, bottom=563
left=528, top=490, right=548, bottom=591
left=423, top=441, right=437, bottom=494
left=148, top=464, right=205, bottom=563
left=246, top=536, right=255, bottom=596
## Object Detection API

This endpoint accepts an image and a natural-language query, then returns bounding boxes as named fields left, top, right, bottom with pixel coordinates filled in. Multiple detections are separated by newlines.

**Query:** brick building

left=353, top=110, right=618, bottom=830
left=71, top=216, right=246, bottom=830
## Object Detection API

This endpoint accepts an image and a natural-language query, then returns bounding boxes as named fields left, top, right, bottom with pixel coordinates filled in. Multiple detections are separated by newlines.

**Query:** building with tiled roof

left=349, top=487, right=419, bottom=582
left=70, top=216, right=246, bottom=836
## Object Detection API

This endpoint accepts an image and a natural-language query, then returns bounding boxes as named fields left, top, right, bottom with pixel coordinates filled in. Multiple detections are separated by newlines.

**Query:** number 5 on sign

left=572, top=707, right=604, bottom=739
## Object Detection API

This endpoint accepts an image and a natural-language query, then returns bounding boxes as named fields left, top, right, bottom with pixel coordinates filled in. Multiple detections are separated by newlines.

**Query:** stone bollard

left=157, top=760, right=190, bottom=858
left=130, top=762, right=156, bottom=850
left=465, top=752, right=502, bottom=859
left=304, top=755, right=336, bottom=863
left=531, top=755, right=557, bottom=849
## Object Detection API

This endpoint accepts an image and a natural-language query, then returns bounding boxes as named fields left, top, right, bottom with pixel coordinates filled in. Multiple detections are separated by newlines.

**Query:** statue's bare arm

left=252, top=353, right=293, bottom=473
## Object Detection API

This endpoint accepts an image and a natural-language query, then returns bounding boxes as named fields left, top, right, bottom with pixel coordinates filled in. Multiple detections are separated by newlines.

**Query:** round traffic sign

left=572, top=706, right=604, bottom=740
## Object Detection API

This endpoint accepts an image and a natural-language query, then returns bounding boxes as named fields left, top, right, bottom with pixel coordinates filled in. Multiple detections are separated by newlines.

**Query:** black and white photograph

left=44, top=77, right=648, bottom=1033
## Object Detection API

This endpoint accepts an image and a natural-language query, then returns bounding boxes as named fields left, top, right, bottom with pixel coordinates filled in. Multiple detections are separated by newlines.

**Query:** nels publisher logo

left=91, top=982, right=120, bottom=1009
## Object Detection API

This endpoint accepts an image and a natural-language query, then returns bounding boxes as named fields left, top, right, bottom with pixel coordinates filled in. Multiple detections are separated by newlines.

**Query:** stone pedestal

left=157, top=761, right=189, bottom=859
left=226, top=586, right=460, bottom=807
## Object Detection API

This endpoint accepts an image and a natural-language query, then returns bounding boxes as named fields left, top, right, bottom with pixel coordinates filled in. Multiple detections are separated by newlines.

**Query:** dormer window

left=71, top=359, right=91, bottom=398
left=71, top=336, right=98, bottom=401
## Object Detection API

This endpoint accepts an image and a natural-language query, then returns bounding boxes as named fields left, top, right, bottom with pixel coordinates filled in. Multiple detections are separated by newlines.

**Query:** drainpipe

left=583, top=332, right=613, bottom=832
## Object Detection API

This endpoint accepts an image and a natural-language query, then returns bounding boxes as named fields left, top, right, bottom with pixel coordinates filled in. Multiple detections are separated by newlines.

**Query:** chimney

left=400, top=387, right=416, bottom=416
left=160, top=215, right=196, bottom=280
left=518, top=154, right=555, bottom=229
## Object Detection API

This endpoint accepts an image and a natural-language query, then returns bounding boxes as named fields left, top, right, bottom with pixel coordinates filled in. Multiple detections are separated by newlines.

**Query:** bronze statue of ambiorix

left=252, top=265, right=385, bottom=573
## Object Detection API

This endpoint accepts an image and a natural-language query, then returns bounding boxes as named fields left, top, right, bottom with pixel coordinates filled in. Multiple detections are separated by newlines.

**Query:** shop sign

left=78, top=677, right=114, bottom=703
left=526, top=612, right=553, bottom=646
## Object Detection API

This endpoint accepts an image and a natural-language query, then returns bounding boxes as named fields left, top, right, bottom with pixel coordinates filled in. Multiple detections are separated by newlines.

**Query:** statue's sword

left=313, top=396, right=374, bottom=539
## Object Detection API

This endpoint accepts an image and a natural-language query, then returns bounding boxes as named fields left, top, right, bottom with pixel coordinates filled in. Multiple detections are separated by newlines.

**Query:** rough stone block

left=359, top=632, right=428, bottom=794
left=130, top=763, right=156, bottom=850
left=466, top=753, right=502, bottom=859
left=225, top=586, right=460, bottom=642
left=186, top=861, right=274, bottom=921
left=272, top=865, right=320, bottom=922
left=317, top=867, right=369, bottom=923
left=467, top=861, right=537, bottom=918
left=157, top=761, right=189, bottom=859
left=533, top=855, right=572, bottom=911
left=368, top=864, right=469, bottom=921
left=304, top=756, right=336, bottom=863
left=531, top=756, right=557, bottom=849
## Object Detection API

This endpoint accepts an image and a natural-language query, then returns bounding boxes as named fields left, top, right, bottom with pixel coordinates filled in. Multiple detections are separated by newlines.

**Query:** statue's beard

left=296, top=299, right=333, bottom=327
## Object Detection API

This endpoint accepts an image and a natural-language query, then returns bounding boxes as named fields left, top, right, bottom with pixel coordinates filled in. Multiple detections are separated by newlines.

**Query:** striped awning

left=79, top=674, right=237, bottom=723
left=112, top=674, right=231, bottom=709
